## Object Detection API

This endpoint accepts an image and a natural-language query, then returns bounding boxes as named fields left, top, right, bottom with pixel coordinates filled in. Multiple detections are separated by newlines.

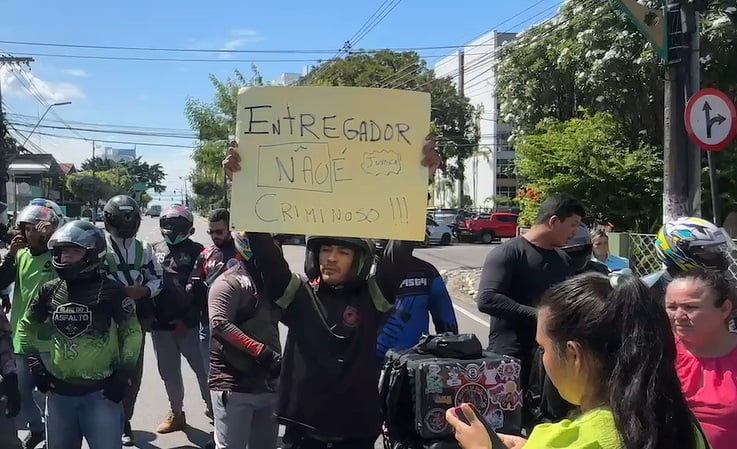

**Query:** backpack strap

left=108, top=238, right=137, bottom=286
left=134, top=240, right=144, bottom=272
left=105, top=251, right=119, bottom=274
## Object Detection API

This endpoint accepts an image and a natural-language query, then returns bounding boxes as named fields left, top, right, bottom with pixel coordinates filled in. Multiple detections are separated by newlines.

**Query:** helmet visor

left=48, top=223, right=101, bottom=250
left=690, top=229, right=735, bottom=270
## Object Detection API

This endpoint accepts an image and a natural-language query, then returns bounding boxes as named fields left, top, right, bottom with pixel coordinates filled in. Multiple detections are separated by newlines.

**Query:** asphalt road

left=20, top=215, right=493, bottom=448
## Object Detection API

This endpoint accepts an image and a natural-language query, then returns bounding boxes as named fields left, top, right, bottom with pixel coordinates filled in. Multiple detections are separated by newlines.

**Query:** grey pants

left=123, top=337, right=145, bottom=423
left=151, top=328, right=211, bottom=413
left=211, top=390, right=278, bottom=449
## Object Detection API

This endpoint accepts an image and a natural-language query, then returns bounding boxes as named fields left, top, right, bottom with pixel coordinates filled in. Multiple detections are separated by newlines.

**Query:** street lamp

left=20, top=101, right=72, bottom=148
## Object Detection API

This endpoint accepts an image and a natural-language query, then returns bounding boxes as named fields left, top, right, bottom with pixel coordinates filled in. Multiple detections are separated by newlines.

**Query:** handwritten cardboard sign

left=231, top=86, right=430, bottom=241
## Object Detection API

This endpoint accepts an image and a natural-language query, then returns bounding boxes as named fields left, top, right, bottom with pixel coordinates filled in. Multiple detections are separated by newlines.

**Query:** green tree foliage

left=66, top=157, right=164, bottom=206
left=497, top=0, right=737, bottom=227
left=184, top=67, right=263, bottom=210
left=515, top=113, right=662, bottom=232
left=305, top=51, right=480, bottom=182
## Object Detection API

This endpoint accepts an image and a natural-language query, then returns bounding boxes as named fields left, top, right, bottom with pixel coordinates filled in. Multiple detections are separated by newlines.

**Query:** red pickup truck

left=456, top=212, right=518, bottom=243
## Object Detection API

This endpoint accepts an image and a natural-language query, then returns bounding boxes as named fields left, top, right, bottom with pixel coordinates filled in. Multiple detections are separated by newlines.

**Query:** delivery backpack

left=379, top=333, right=523, bottom=449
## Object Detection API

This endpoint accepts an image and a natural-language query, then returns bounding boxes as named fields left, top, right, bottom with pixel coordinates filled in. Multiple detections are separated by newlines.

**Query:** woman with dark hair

left=667, top=268, right=737, bottom=449
left=447, top=273, right=709, bottom=449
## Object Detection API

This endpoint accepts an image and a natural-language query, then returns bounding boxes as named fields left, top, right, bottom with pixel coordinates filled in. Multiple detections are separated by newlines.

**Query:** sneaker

left=156, top=410, right=187, bottom=434
left=122, top=421, right=135, bottom=446
left=23, top=431, right=45, bottom=449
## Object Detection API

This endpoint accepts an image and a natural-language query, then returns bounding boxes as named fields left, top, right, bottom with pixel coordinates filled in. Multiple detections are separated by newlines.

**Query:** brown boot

left=156, top=411, right=187, bottom=434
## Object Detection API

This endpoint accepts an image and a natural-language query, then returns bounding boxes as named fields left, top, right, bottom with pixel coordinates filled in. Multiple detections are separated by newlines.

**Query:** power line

left=460, top=0, right=606, bottom=93
left=9, top=128, right=195, bottom=149
left=9, top=121, right=197, bottom=140
left=392, top=1, right=563, bottom=90
left=0, top=39, right=509, bottom=55
left=6, top=113, right=195, bottom=134
left=373, top=0, right=558, bottom=89
left=10, top=52, right=327, bottom=64
left=352, top=0, right=404, bottom=47
left=343, top=0, right=393, bottom=52
left=395, top=0, right=591, bottom=92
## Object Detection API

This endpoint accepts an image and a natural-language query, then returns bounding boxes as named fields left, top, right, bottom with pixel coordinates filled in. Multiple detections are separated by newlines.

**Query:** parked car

left=146, top=205, right=162, bottom=217
left=424, top=217, right=453, bottom=246
left=456, top=212, right=518, bottom=243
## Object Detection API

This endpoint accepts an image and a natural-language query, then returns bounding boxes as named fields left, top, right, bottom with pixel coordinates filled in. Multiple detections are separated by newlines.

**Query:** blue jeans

left=0, top=396, right=22, bottom=449
left=199, top=322, right=210, bottom=375
left=45, top=391, right=123, bottom=449
left=211, top=391, right=278, bottom=449
left=15, top=354, right=46, bottom=433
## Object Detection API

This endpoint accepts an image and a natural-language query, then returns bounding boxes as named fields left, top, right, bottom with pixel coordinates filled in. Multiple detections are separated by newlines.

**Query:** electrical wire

left=7, top=129, right=195, bottom=149
left=351, top=0, right=403, bottom=47
left=9, top=121, right=197, bottom=140
left=368, top=0, right=558, bottom=89
left=0, top=38, right=510, bottom=55
left=391, top=2, right=562, bottom=90
left=6, top=113, right=196, bottom=134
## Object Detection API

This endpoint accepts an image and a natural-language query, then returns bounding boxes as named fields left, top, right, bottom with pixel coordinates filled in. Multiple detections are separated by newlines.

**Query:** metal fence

left=627, top=233, right=737, bottom=279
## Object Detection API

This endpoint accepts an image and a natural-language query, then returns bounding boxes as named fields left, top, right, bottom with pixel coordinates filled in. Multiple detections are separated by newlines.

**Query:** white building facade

left=433, top=30, right=517, bottom=209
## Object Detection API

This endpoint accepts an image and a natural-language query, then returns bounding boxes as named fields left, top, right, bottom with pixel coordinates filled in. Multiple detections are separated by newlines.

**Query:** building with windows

left=433, top=30, right=517, bottom=208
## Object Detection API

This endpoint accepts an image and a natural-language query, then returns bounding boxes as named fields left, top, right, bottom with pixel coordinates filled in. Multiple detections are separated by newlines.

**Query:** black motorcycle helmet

left=48, top=220, right=107, bottom=281
left=561, top=223, right=594, bottom=273
left=159, top=205, right=194, bottom=245
left=304, top=236, right=375, bottom=282
left=103, top=195, right=141, bottom=239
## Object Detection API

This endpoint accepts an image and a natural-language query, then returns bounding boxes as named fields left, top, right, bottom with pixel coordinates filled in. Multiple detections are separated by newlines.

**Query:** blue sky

left=0, top=0, right=560, bottom=205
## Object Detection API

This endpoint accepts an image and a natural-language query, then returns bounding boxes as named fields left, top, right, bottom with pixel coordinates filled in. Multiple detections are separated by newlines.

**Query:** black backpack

left=379, top=333, right=522, bottom=449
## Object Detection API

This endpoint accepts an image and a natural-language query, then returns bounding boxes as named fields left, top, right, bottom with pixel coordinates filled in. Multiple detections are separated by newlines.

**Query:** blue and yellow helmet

left=231, top=231, right=253, bottom=261
left=655, top=217, right=732, bottom=272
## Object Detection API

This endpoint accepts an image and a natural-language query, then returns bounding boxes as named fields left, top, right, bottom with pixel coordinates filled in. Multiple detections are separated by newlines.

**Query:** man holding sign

left=223, top=123, right=439, bottom=448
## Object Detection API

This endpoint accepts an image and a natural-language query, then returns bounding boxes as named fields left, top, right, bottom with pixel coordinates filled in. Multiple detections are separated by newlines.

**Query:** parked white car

left=425, top=217, right=453, bottom=246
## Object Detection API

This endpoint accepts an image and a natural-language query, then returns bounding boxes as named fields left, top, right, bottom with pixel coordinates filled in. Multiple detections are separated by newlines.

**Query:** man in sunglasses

left=188, top=209, right=236, bottom=371
left=102, top=195, right=162, bottom=446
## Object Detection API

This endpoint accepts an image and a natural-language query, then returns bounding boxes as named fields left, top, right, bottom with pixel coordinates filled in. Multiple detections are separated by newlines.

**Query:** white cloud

left=232, top=28, right=259, bottom=37
left=0, top=67, right=85, bottom=103
left=219, top=28, right=263, bottom=59
left=63, top=69, right=89, bottom=78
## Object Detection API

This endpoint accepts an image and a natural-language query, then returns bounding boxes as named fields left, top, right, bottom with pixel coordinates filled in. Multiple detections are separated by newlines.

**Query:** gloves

left=0, top=373, right=20, bottom=418
left=103, top=371, right=131, bottom=403
left=26, top=354, right=53, bottom=393
left=256, top=348, right=282, bottom=379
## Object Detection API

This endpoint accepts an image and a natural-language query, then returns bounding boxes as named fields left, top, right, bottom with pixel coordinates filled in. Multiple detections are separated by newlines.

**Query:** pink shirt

left=676, top=337, right=737, bottom=449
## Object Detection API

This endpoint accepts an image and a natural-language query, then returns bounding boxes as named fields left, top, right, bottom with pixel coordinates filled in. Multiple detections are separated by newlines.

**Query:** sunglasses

left=207, top=229, right=227, bottom=236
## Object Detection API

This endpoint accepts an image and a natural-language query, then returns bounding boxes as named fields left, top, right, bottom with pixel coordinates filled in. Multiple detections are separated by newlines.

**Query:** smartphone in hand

left=451, top=404, right=505, bottom=448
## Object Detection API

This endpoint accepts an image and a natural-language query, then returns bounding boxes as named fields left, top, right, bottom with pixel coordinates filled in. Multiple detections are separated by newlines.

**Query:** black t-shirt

left=476, top=237, right=571, bottom=372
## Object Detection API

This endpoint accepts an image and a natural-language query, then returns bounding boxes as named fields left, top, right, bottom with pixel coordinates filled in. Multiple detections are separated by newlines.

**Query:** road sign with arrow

left=685, top=88, right=737, bottom=152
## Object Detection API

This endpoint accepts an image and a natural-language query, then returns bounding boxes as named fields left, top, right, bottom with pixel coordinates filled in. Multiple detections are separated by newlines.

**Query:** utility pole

left=616, top=0, right=702, bottom=223
left=0, top=56, right=34, bottom=206
left=92, top=140, right=97, bottom=223
left=457, top=50, right=465, bottom=208
left=664, top=1, right=702, bottom=222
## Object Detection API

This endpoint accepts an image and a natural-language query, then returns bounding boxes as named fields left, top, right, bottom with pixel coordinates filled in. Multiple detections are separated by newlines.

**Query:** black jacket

left=151, top=239, right=204, bottom=330
left=247, top=232, right=413, bottom=441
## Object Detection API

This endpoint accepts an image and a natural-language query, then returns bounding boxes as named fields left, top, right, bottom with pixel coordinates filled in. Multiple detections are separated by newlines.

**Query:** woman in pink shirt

left=666, top=268, right=737, bottom=449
